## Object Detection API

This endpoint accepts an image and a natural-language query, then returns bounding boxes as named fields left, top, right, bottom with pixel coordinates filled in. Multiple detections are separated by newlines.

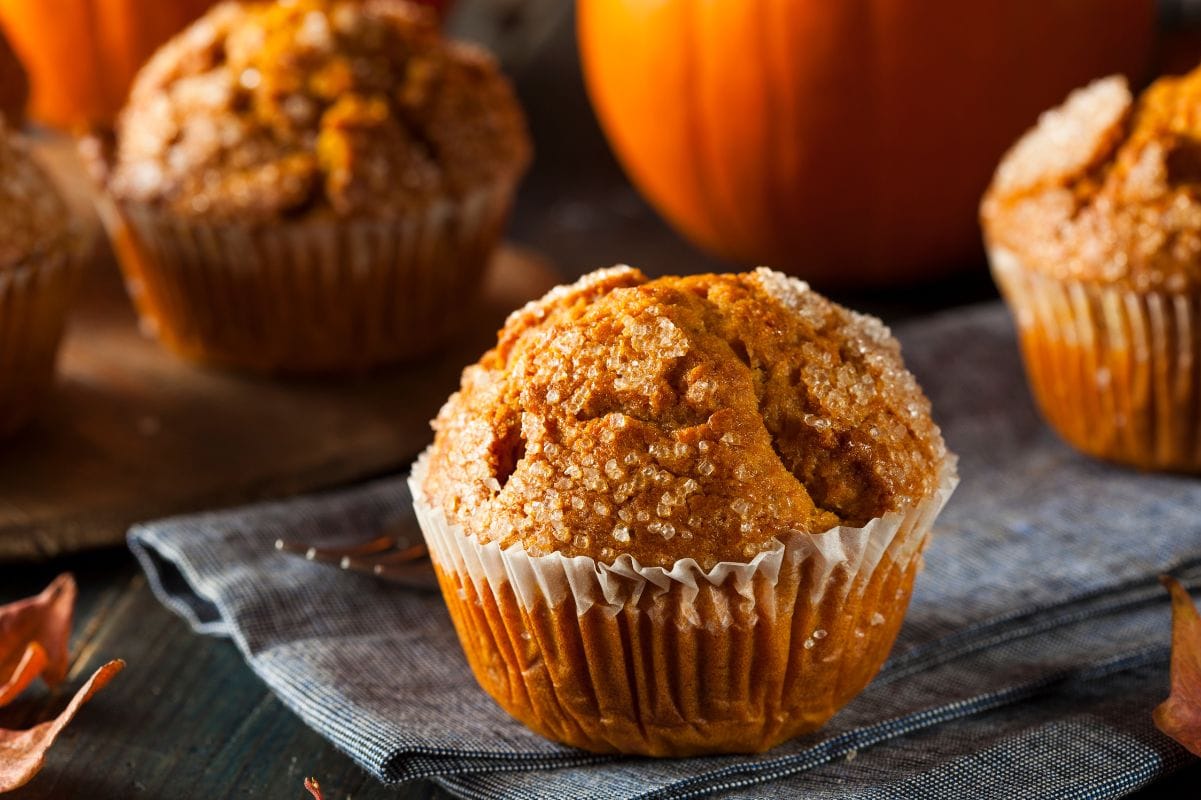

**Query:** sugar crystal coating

left=107, top=0, right=530, bottom=220
left=422, top=267, right=949, bottom=570
left=0, top=123, right=70, bottom=269
left=983, top=68, right=1201, bottom=289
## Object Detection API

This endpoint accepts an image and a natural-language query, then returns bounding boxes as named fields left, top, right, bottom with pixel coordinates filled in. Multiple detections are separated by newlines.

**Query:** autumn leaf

left=0, top=659, right=124, bottom=792
left=0, top=645, right=48, bottom=707
left=0, top=576, right=125, bottom=793
left=0, top=574, right=75, bottom=702
left=304, top=776, right=326, bottom=799
left=1153, top=576, right=1201, bottom=757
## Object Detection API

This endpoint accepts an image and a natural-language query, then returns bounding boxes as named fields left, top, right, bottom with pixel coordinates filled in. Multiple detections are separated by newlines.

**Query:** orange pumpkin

left=0, top=0, right=217, bottom=129
left=578, top=1, right=1156, bottom=287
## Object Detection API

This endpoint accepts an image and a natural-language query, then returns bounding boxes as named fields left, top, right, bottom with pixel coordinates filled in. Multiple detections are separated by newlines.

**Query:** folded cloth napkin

left=128, top=303, right=1200, bottom=799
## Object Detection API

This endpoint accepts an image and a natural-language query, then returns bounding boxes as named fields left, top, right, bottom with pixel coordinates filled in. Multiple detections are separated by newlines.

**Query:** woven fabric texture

left=128, top=303, right=1199, bottom=798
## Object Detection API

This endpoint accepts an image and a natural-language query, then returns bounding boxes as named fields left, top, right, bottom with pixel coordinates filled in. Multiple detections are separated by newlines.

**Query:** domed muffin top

left=421, top=267, right=949, bottom=570
left=0, top=124, right=70, bottom=269
left=983, top=68, right=1201, bottom=291
left=107, top=0, right=530, bottom=220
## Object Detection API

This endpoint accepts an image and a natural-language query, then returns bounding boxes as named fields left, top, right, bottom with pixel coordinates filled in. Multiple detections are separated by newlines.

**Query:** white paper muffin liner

left=991, top=246, right=1201, bottom=470
left=94, top=179, right=516, bottom=374
left=0, top=244, right=82, bottom=438
left=409, top=447, right=958, bottom=756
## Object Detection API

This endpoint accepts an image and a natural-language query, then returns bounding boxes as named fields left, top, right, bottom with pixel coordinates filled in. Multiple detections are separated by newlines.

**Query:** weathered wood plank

left=0, top=553, right=451, bottom=799
left=0, top=232, right=557, bottom=560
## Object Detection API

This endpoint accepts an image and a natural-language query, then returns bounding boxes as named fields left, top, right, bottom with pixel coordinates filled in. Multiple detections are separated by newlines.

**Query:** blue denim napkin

left=128, top=303, right=1200, bottom=798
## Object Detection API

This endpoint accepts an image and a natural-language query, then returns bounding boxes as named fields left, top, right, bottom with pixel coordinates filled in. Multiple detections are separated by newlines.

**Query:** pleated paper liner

left=95, top=180, right=516, bottom=374
left=410, top=449, right=958, bottom=757
left=0, top=244, right=82, bottom=438
left=991, top=247, right=1201, bottom=471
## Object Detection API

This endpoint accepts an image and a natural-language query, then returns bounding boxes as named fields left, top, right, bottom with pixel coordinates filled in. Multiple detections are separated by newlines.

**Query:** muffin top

left=421, top=267, right=949, bottom=570
left=106, top=0, right=530, bottom=220
left=982, top=68, right=1201, bottom=291
left=0, top=124, right=70, bottom=269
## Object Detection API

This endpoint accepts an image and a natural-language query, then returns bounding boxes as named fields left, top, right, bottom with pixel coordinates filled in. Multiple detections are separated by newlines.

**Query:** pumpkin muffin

left=983, top=68, right=1201, bottom=470
left=411, top=266, right=957, bottom=756
left=0, top=124, right=81, bottom=437
left=93, top=0, right=530, bottom=373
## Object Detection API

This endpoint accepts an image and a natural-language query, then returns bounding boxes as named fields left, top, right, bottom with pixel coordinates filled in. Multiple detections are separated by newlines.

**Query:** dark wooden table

left=2, top=9, right=1197, bottom=799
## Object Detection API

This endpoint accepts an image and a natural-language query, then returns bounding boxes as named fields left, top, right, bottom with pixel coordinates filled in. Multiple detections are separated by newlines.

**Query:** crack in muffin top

left=107, top=0, right=530, bottom=220
left=983, top=69, right=1201, bottom=290
left=422, top=267, right=948, bottom=570
left=0, top=124, right=69, bottom=269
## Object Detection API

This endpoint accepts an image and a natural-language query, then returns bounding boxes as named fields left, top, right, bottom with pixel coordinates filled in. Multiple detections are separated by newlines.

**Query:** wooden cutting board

left=0, top=138, right=559, bottom=560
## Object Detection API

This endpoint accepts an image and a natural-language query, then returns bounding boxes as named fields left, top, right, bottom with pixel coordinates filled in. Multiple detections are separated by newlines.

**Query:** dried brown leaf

left=1154, top=576, right=1201, bottom=757
left=0, top=659, right=124, bottom=792
left=0, top=644, right=47, bottom=707
left=0, top=575, right=75, bottom=701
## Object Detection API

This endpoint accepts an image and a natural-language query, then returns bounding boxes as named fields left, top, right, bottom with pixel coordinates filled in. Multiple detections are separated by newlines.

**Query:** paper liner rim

left=408, top=445, right=958, bottom=602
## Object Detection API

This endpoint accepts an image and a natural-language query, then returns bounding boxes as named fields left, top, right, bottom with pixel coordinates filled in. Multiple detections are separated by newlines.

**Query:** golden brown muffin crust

left=0, top=124, right=69, bottom=269
left=422, top=267, right=947, bottom=570
left=983, top=70, right=1201, bottom=290
left=107, top=0, right=530, bottom=220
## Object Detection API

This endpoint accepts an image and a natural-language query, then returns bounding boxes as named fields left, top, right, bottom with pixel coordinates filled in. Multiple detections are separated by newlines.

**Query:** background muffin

left=0, top=124, right=80, bottom=437
left=983, top=68, right=1201, bottom=470
left=96, top=0, right=530, bottom=373
left=414, top=266, right=956, bottom=756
